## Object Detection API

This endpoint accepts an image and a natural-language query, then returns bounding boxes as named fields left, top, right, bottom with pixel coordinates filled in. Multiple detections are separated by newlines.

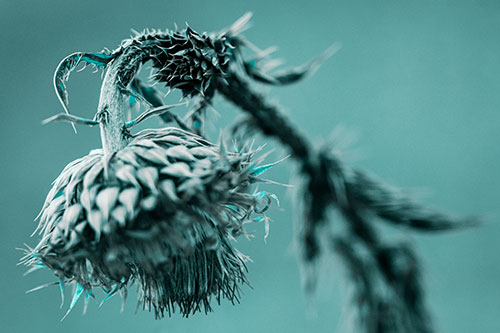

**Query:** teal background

left=1, top=0, right=499, bottom=332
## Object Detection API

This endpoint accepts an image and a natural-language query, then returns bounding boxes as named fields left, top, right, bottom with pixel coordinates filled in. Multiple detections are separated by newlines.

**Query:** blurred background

left=1, top=0, right=499, bottom=332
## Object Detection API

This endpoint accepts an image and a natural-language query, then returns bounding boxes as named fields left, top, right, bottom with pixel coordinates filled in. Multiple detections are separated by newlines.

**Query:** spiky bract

left=24, top=127, right=273, bottom=318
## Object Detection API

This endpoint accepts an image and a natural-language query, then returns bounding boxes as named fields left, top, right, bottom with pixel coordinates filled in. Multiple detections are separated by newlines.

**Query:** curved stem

left=97, top=50, right=142, bottom=156
left=217, top=71, right=314, bottom=169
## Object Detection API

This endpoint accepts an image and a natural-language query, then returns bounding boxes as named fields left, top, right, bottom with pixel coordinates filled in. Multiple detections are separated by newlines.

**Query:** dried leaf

left=160, top=179, right=179, bottom=202
left=82, top=160, right=104, bottom=190
left=136, top=147, right=169, bottom=165
left=59, top=204, right=83, bottom=235
left=160, top=162, right=194, bottom=178
left=87, top=210, right=103, bottom=240
left=61, top=283, right=84, bottom=321
left=95, top=187, right=120, bottom=220
left=115, top=165, right=140, bottom=187
left=189, top=146, right=218, bottom=158
left=165, top=145, right=196, bottom=162
left=136, top=167, right=159, bottom=194
left=141, top=195, right=157, bottom=211
left=111, top=205, right=128, bottom=227
left=118, top=187, right=140, bottom=217
left=80, top=185, right=100, bottom=212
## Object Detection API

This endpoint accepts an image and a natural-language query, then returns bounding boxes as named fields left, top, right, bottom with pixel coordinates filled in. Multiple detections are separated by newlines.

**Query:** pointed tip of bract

left=250, top=154, right=291, bottom=177
left=227, top=12, right=253, bottom=36
left=130, top=28, right=141, bottom=37
left=59, top=280, right=65, bottom=309
left=25, top=281, right=59, bottom=294
left=60, top=283, right=84, bottom=321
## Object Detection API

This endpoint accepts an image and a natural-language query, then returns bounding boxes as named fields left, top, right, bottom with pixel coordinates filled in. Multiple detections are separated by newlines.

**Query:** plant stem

left=97, top=50, right=142, bottom=156
left=217, top=72, right=314, bottom=170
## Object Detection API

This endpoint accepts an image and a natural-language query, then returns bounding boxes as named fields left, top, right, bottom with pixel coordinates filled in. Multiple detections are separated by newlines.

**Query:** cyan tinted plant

left=22, top=13, right=476, bottom=332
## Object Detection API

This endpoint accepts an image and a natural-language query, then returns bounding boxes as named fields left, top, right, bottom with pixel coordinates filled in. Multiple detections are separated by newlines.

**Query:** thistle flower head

left=23, top=127, right=277, bottom=318
left=24, top=13, right=293, bottom=320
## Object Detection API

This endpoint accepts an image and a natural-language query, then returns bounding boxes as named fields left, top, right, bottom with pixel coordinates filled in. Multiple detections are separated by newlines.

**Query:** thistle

left=22, top=15, right=281, bottom=319
left=23, top=13, right=476, bottom=331
left=23, top=125, right=278, bottom=318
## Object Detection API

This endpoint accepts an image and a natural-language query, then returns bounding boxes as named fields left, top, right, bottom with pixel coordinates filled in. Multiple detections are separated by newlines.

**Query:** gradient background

left=1, top=0, right=499, bottom=332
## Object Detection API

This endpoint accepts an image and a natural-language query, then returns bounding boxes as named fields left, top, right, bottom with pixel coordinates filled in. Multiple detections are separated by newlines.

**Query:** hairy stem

left=97, top=50, right=142, bottom=156
left=217, top=72, right=314, bottom=169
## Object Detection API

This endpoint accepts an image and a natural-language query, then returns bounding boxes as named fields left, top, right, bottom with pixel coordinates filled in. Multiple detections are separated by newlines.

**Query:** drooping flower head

left=22, top=13, right=283, bottom=319
left=23, top=126, right=278, bottom=318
